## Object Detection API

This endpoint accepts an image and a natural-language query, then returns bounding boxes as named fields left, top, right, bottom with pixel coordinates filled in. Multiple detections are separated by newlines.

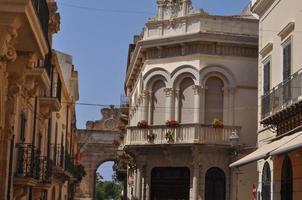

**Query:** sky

left=53, top=0, right=250, bottom=181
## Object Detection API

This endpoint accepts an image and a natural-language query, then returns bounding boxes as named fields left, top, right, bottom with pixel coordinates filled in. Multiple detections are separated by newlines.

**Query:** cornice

left=251, top=0, right=275, bottom=16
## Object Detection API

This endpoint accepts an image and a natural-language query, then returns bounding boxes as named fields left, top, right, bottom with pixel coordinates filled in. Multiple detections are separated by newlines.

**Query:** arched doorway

left=205, top=167, right=226, bottom=200
left=95, top=161, right=123, bottom=200
left=151, top=167, right=190, bottom=200
left=262, top=162, right=271, bottom=200
left=281, top=156, right=293, bottom=200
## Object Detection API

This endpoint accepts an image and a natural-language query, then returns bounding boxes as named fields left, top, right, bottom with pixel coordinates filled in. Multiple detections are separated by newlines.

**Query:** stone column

left=156, top=0, right=165, bottom=20
left=0, top=24, right=18, bottom=199
left=174, top=90, right=180, bottom=122
left=136, top=167, right=142, bottom=200
left=164, top=88, right=174, bottom=121
left=192, top=85, right=201, bottom=124
left=148, top=93, right=153, bottom=125
left=182, top=0, right=191, bottom=16
left=141, top=90, right=150, bottom=122
left=191, top=147, right=200, bottom=200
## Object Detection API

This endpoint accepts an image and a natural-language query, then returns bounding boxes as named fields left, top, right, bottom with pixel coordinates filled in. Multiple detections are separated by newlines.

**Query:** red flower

left=166, top=120, right=179, bottom=127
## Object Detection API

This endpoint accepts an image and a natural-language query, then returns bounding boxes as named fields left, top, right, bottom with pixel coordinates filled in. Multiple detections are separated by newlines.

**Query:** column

left=133, top=170, right=137, bottom=199
left=164, top=88, right=174, bottom=121
left=192, top=163, right=199, bottom=200
left=192, top=85, right=201, bottom=124
left=148, top=93, right=153, bottom=125
left=136, top=167, right=142, bottom=199
left=141, top=90, right=150, bottom=122
left=174, top=90, right=180, bottom=122
left=156, top=0, right=165, bottom=20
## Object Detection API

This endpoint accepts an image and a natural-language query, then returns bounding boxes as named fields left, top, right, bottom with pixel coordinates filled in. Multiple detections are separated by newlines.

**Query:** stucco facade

left=123, top=1, right=259, bottom=199
left=0, top=1, right=80, bottom=199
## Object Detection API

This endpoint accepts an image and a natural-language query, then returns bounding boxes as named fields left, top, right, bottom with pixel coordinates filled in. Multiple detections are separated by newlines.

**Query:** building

left=230, top=0, right=302, bottom=200
left=123, top=0, right=259, bottom=199
left=0, top=0, right=80, bottom=199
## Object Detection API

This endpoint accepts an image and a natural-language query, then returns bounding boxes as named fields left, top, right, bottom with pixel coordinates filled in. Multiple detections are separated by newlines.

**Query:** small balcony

left=261, top=69, right=302, bottom=125
left=125, top=124, right=240, bottom=147
left=0, top=0, right=50, bottom=57
left=14, top=143, right=51, bottom=187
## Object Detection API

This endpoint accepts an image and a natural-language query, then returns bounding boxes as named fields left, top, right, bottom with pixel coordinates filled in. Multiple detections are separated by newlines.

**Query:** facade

left=123, top=0, right=259, bottom=199
left=231, top=0, right=302, bottom=200
left=0, top=0, right=80, bottom=200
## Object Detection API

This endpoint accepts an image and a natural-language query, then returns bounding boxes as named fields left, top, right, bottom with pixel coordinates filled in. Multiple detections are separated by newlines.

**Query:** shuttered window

left=283, top=42, right=292, bottom=81
left=263, top=61, right=271, bottom=95
left=19, top=112, right=26, bottom=142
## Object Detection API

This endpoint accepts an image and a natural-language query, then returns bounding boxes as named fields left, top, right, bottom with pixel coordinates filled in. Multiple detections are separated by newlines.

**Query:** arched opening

left=151, top=167, right=190, bottom=200
left=205, top=77, right=224, bottom=124
left=262, top=162, right=271, bottom=200
left=205, top=167, right=226, bottom=200
left=95, top=161, right=123, bottom=200
left=151, top=80, right=166, bottom=125
left=51, top=187, right=56, bottom=200
left=281, top=156, right=293, bottom=200
left=179, top=77, right=195, bottom=123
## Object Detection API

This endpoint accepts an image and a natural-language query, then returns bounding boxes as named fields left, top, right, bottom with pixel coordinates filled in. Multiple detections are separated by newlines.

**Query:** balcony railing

left=16, top=143, right=40, bottom=179
left=125, top=124, right=240, bottom=146
left=261, top=69, right=302, bottom=119
left=31, top=0, right=49, bottom=43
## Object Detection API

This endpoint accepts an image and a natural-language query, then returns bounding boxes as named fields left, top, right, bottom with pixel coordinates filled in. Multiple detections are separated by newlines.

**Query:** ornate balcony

left=125, top=124, right=240, bottom=147
left=14, top=143, right=51, bottom=187
left=0, top=0, right=50, bottom=57
left=261, top=69, right=302, bottom=130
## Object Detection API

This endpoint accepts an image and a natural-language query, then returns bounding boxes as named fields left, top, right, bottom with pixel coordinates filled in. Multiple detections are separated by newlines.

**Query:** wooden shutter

left=283, top=43, right=291, bottom=81
left=263, top=62, right=270, bottom=94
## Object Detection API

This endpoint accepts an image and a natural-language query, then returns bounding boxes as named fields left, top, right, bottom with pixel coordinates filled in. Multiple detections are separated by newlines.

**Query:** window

left=262, top=162, right=271, bottom=200
left=283, top=40, right=292, bottom=81
left=281, top=156, right=293, bottom=200
left=263, top=61, right=271, bottom=95
left=19, top=112, right=26, bottom=142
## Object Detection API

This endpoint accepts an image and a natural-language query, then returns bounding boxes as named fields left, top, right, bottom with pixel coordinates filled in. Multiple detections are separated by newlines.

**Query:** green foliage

left=95, top=172, right=123, bottom=200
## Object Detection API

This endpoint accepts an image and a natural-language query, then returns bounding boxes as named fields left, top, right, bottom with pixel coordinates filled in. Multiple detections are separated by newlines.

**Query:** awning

left=230, top=131, right=302, bottom=168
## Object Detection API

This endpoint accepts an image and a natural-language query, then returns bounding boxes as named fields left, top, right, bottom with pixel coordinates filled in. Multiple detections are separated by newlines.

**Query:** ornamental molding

left=48, top=1, right=61, bottom=35
left=0, top=26, right=18, bottom=63
left=164, top=88, right=174, bottom=97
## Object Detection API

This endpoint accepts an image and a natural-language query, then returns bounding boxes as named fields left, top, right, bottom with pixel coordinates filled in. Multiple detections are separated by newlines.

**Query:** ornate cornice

left=48, top=1, right=61, bottom=35
left=0, top=26, right=18, bottom=63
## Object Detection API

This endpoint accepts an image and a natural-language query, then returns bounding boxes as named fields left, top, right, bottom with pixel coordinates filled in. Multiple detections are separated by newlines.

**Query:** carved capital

left=192, top=85, right=202, bottom=95
left=164, top=88, right=174, bottom=97
left=141, top=90, right=151, bottom=98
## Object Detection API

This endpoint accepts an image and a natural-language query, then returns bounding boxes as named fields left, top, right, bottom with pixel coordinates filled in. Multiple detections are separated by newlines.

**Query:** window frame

left=281, top=37, right=293, bottom=82
left=262, top=57, right=271, bottom=96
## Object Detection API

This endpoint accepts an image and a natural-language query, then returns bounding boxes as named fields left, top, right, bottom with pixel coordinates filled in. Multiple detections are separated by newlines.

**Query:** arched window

left=281, top=156, right=293, bottom=200
left=179, top=78, right=194, bottom=123
left=262, top=162, right=271, bottom=200
left=205, top=77, right=224, bottom=124
left=151, top=80, right=166, bottom=125
left=205, top=167, right=226, bottom=200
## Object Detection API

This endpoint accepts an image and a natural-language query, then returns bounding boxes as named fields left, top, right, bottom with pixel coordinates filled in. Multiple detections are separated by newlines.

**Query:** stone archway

left=74, top=107, right=125, bottom=200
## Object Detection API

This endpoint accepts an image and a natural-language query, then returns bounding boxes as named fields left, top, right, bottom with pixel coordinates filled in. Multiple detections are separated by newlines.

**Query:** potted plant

left=166, top=119, right=179, bottom=127
left=165, top=131, right=174, bottom=143
left=137, top=120, right=148, bottom=129
left=147, top=132, right=156, bottom=143
left=212, top=118, right=224, bottom=128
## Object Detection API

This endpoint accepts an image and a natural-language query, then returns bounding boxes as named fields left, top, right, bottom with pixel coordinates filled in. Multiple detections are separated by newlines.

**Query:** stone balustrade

left=125, top=124, right=241, bottom=146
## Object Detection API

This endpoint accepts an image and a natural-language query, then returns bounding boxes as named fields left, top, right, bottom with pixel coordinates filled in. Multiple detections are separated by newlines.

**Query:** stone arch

left=200, top=65, right=236, bottom=125
left=200, top=65, right=236, bottom=88
left=171, top=65, right=200, bottom=89
left=205, top=167, right=226, bottom=200
left=143, top=68, right=170, bottom=90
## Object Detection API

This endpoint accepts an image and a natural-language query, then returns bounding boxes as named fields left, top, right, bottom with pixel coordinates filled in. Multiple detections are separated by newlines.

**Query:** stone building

left=0, top=0, right=80, bottom=199
left=123, top=0, right=259, bottom=199
left=231, top=0, right=302, bottom=200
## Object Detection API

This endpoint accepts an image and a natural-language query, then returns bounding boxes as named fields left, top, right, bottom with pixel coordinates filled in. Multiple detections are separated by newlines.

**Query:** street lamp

left=229, top=130, right=240, bottom=147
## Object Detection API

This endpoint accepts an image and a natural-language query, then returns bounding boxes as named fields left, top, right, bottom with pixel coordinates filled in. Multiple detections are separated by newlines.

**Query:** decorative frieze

left=146, top=42, right=258, bottom=60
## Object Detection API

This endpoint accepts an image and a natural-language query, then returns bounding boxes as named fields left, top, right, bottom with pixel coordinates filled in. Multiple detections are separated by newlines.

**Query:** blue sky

left=53, top=0, right=250, bottom=181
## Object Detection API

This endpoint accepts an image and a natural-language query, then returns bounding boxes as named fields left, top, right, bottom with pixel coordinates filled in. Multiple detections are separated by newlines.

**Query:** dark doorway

left=262, top=162, right=271, bottom=200
left=281, top=156, right=293, bottom=200
left=205, top=167, right=226, bottom=200
left=151, top=167, right=190, bottom=200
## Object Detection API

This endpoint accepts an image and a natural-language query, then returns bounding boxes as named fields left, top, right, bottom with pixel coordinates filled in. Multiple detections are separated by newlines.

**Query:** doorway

left=205, top=167, right=226, bottom=200
left=151, top=167, right=190, bottom=200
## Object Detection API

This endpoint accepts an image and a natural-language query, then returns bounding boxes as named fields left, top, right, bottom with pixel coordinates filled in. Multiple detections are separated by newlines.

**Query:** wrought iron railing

left=39, top=156, right=52, bottom=183
left=31, top=0, right=49, bottom=42
left=261, top=69, right=302, bottom=118
left=50, top=144, right=64, bottom=168
left=16, top=143, right=40, bottom=179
